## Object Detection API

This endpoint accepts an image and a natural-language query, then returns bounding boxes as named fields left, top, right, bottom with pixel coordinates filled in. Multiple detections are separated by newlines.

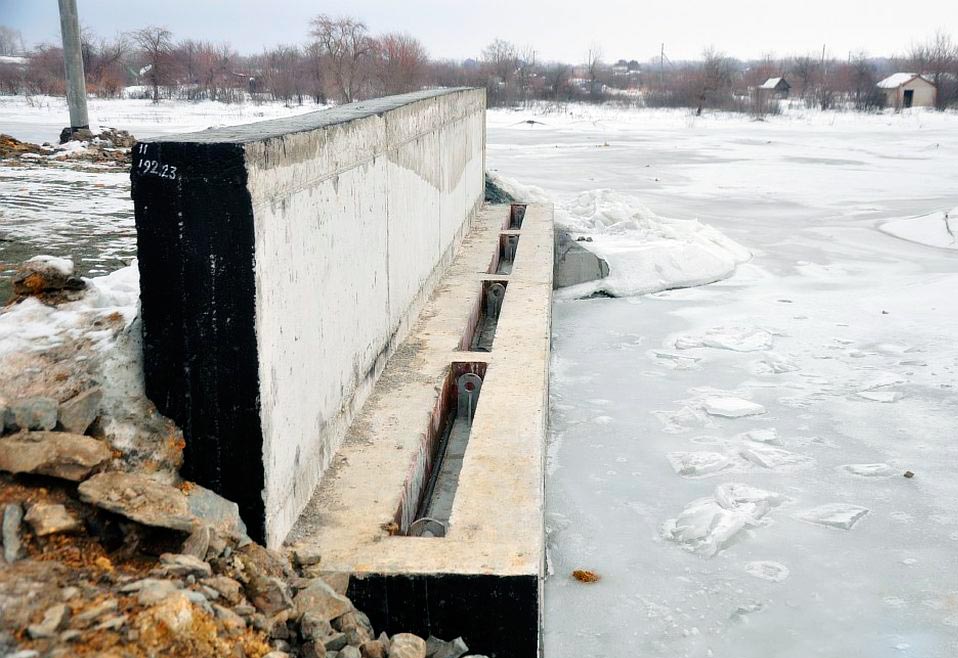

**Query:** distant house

left=877, top=73, right=937, bottom=110
left=759, top=77, right=790, bottom=99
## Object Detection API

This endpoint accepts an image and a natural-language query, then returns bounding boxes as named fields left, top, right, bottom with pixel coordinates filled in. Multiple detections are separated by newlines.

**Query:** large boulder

left=0, top=431, right=112, bottom=481
left=293, top=578, right=352, bottom=621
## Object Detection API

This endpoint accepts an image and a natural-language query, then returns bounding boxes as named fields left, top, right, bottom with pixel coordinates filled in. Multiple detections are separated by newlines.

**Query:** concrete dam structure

left=131, top=88, right=553, bottom=655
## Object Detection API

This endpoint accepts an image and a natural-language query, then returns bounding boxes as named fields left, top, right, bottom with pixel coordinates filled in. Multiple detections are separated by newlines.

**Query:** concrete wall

left=132, top=88, right=486, bottom=546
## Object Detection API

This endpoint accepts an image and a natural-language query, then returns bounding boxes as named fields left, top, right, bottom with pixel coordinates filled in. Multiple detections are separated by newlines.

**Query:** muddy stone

left=0, top=431, right=111, bottom=481
left=78, top=472, right=193, bottom=531
left=24, top=503, right=81, bottom=536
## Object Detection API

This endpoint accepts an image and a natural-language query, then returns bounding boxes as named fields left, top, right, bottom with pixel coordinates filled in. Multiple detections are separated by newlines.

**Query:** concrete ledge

left=287, top=203, right=553, bottom=656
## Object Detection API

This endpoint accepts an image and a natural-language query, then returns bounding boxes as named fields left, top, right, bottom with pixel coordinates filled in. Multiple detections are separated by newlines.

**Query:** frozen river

left=486, top=106, right=958, bottom=658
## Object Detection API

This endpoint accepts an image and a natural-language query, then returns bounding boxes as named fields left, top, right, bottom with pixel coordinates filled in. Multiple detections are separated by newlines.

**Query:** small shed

left=758, top=77, right=791, bottom=99
left=877, top=73, right=936, bottom=110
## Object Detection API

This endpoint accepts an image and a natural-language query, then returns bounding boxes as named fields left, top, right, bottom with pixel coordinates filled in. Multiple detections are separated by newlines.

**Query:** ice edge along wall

left=131, top=88, right=487, bottom=546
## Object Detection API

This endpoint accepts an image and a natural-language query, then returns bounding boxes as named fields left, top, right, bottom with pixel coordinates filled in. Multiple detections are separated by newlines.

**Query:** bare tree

left=586, top=44, right=604, bottom=101
left=790, top=55, right=818, bottom=99
left=481, top=38, right=519, bottom=106
left=372, top=33, right=428, bottom=96
left=905, top=30, right=958, bottom=109
left=0, top=25, right=25, bottom=56
left=310, top=15, right=372, bottom=103
left=131, top=26, right=174, bottom=103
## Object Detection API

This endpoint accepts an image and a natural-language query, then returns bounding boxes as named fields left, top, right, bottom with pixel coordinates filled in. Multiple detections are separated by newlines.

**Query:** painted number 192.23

left=136, top=144, right=177, bottom=180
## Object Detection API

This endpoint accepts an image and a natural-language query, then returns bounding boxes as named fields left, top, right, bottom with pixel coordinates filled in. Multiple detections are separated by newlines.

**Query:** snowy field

left=0, top=95, right=321, bottom=293
left=486, top=105, right=958, bottom=657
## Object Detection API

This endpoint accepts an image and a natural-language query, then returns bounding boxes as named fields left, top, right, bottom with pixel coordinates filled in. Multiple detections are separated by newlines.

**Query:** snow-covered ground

left=486, top=105, right=958, bottom=657
left=0, top=95, right=322, bottom=294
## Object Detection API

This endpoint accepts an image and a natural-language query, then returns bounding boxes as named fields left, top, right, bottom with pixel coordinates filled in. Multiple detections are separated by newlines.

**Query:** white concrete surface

left=241, top=89, right=486, bottom=547
left=287, top=203, right=553, bottom=581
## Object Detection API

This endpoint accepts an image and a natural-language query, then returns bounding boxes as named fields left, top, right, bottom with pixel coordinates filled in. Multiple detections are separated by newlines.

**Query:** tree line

left=0, top=18, right=956, bottom=112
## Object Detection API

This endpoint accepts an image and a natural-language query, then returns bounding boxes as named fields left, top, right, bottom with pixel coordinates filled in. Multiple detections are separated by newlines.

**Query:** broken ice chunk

left=841, top=463, right=895, bottom=477
left=674, top=326, right=774, bottom=352
left=667, top=451, right=732, bottom=478
left=745, top=561, right=790, bottom=582
left=739, top=428, right=782, bottom=445
left=857, top=391, right=903, bottom=403
left=703, top=397, right=766, bottom=418
left=739, top=445, right=815, bottom=470
left=799, top=503, right=869, bottom=530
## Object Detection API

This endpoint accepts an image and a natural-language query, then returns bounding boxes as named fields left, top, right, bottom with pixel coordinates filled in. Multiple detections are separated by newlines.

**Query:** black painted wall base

left=347, top=573, right=540, bottom=658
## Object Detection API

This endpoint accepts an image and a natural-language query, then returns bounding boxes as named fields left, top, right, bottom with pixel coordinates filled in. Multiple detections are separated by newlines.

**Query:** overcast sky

left=2, top=0, right=956, bottom=63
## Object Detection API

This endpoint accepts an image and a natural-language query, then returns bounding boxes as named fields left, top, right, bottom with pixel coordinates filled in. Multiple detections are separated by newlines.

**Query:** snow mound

left=798, top=503, right=870, bottom=530
left=879, top=207, right=958, bottom=250
left=703, top=397, right=766, bottom=418
left=745, top=561, right=790, bottom=582
left=24, top=255, right=75, bottom=276
left=675, top=326, right=774, bottom=352
left=663, top=483, right=785, bottom=556
left=490, top=174, right=751, bottom=298
left=856, top=390, right=903, bottom=403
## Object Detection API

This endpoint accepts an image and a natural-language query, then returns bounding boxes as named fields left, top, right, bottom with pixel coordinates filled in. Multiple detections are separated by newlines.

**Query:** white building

left=877, top=73, right=937, bottom=110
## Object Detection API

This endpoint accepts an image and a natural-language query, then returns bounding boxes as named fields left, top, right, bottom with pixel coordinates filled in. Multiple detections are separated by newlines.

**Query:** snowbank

left=492, top=174, right=751, bottom=298
left=879, top=207, right=958, bottom=250
left=0, top=264, right=139, bottom=357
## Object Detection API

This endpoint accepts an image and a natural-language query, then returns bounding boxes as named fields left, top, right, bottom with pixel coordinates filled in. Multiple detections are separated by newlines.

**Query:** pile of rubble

left=0, top=258, right=487, bottom=658
left=0, top=127, right=135, bottom=166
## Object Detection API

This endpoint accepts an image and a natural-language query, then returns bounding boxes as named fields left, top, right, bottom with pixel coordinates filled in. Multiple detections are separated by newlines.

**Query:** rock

left=341, top=647, right=361, bottom=658
left=121, top=578, right=180, bottom=606
left=300, top=611, right=334, bottom=640
left=236, top=542, right=292, bottom=579
left=248, top=575, right=293, bottom=616
left=6, top=651, right=39, bottom=658
left=2, top=503, right=23, bottom=562
left=334, top=609, right=374, bottom=637
left=554, top=229, right=610, bottom=290
left=0, top=431, right=111, bottom=481
left=360, top=640, right=386, bottom=658
left=346, top=627, right=373, bottom=647
left=12, top=256, right=85, bottom=297
left=301, top=642, right=328, bottom=658
left=146, top=591, right=194, bottom=634
left=263, top=653, right=290, bottom=658
left=60, top=630, right=81, bottom=642
left=8, top=398, right=58, bottom=431
left=59, top=127, right=95, bottom=144
left=24, top=503, right=81, bottom=536
left=389, top=634, right=427, bottom=658
left=180, top=524, right=211, bottom=559
left=213, top=603, right=247, bottom=633
left=97, top=127, right=135, bottom=148
left=159, top=552, right=213, bottom=578
left=324, top=632, right=349, bottom=652
left=304, top=570, right=350, bottom=596
left=27, top=603, right=70, bottom=638
left=425, top=636, right=469, bottom=658
left=73, top=599, right=118, bottom=627
left=58, top=387, right=103, bottom=434
left=268, top=611, right=292, bottom=639
left=78, top=472, right=193, bottom=532
left=186, top=484, right=248, bottom=536
left=290, top=542, right=323, bottom=567
left=294, top=578, right=352, bottom=621
left=95, top=614, right=127, bottom=631
left=201, top=576, right=243, bottom=605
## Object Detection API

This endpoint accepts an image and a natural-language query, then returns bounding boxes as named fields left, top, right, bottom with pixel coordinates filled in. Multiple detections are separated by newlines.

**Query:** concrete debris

left=77, top=471, right=194, bottom=531
left=2, top=503, right=23, bottom=562
left=0, top=431, right=111, bottom=481
left=24, top=503, right=81, bottom=536
left=57, top=387, right=102, bottom=434
left=554, top=229, right=610, bottom=290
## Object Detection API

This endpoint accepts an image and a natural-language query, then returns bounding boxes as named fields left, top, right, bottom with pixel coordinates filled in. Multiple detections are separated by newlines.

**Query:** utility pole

left=58, top=0, right=90, bottom=136
left=660, top=43, right=665, bottom=86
